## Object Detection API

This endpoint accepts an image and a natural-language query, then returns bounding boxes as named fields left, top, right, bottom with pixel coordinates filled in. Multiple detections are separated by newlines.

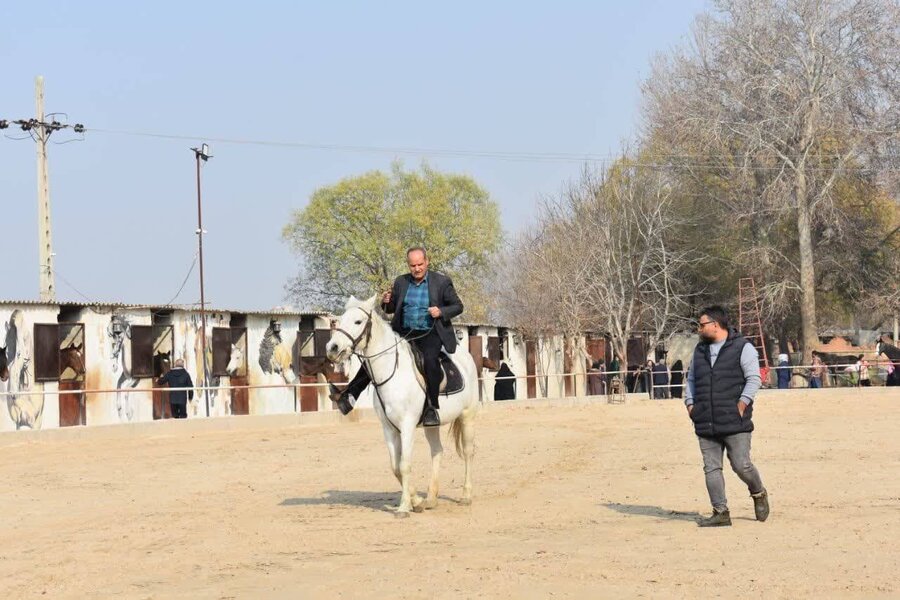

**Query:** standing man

left=810, top=354, right=827, bottom=388
left=652, top=359, right=670, bottom=399
left=158, top=358, right=194, bottom=419
left=685, top=306, right=769, bottom=527
left=330, top=246, right=463, bottom=427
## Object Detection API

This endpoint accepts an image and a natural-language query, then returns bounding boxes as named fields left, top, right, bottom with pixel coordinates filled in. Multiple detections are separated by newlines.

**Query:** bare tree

left=497, top=160, right=698, bottom=371
left=644, top=0, right=900, bottom=360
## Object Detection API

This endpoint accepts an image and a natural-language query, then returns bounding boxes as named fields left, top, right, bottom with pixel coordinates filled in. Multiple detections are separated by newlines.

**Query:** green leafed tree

left=283, top=163, right=503, bottom=319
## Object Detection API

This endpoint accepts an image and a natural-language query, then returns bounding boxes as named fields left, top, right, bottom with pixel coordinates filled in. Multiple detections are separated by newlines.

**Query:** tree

left=495, top=158, right=698, bottom=368
left=283, top=163, right=502, bottom=317
left=643, top=0, right=900, bottom=359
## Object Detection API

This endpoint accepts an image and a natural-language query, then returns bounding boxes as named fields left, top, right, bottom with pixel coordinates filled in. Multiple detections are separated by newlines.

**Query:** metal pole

left=195, top=152, right=210, bottom=416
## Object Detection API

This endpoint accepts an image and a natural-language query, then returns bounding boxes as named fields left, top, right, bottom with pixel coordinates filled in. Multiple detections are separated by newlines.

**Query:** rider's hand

left=686, top=404, right=693, bottom=416
left=382, top=291, right=392, bottom=304
left=428, top=306, right=442, bottom=318
left=737, top=400, right=747, bottom=417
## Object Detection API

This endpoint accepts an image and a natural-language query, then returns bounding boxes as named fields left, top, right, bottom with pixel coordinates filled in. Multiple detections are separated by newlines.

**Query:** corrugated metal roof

left=0, top=299, right=331, bottom=318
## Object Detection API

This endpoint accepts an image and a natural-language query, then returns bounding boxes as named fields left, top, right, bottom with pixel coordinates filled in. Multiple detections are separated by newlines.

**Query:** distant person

left=810, top=355, right=826, bottom=389
left=587, top=360, right=605, bottom=396
left=652, top=360, right=670, bottom=399
left=608, top=355, right=621, bottom=389
left=494, top=361, right=516, bottom=401
left=776, top=354, right=791, bottom=389
left=642, top=360, right=655, bottom=397
left=685, top=306, right=769, bottom=527
left=857, top=357, right=871, bottom=387
left=158, top=358, right=194, bottom=419
left=670, top=360, right=685, bottom=398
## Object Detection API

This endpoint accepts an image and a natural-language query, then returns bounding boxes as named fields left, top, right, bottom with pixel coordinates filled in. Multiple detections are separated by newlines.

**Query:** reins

left=335, top=308, right=434, bottom=431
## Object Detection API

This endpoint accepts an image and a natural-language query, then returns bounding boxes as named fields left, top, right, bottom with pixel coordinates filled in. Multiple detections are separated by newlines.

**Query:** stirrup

left=421, top=406, right=440, bottom=427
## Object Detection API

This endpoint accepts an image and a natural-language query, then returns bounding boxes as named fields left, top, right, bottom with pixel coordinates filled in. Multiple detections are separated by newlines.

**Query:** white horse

left=226, top=343, right=244, bottom=376
left=326, top=295, right=478, bottom=518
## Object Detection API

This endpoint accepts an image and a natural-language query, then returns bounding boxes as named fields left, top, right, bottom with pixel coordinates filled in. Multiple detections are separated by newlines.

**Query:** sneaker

left=752, top=489, right=769, bottom=522
left=421, top=406, right=440, bottom=427
left=698, top=509, right=732, bottom=527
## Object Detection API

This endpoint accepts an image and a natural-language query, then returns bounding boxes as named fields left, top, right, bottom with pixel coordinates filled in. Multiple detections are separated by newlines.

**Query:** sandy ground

left=1, top=392, right=898, bottom=599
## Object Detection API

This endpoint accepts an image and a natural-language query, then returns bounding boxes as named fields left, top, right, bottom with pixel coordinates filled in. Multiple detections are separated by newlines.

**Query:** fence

left=1, top=359, right=895, bottom=430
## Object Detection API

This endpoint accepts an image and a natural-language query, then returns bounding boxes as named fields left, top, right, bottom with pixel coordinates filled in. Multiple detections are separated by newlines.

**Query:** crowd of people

left=583, top=348, right=893, bottom=398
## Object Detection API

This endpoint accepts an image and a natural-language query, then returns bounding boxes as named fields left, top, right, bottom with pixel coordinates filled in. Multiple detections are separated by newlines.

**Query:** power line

left=85, top=126, right=900, bottom=170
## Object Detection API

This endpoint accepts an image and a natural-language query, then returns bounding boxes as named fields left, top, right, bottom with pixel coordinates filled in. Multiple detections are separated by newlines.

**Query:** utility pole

left=191, top=143, right=212, bottom=417
left=35, top=76, right=55, bottom=302
left=0, top=76, right=83, bottom=302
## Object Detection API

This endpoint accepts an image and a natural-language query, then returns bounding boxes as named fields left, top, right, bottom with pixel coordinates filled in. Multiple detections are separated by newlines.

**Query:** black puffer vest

left=690, top=331, right=753, bottom=437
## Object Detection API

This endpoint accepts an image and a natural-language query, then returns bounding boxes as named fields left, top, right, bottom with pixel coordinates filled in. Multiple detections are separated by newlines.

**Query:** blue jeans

left=810, top=377, right=822, bottom=389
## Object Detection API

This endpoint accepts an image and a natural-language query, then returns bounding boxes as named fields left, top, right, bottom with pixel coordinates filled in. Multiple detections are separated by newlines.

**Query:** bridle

left=333, top=308, right=401, bottom=388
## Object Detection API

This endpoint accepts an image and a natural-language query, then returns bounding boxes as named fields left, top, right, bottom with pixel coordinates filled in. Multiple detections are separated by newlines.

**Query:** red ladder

left=738, top=277, right=770, bottom=381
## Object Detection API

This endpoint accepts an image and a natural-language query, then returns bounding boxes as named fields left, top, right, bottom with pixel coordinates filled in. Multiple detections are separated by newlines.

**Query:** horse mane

left=877, top=338, right=900, bottom=360
left=258, top=326, right=277, bottom=374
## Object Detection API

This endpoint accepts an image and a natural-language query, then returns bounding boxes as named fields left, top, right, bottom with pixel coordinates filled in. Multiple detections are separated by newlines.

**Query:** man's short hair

left=406, top=246, right=427, bottom=259
left=175, top=358, right=185, bottom=368
left=700, top=305, right=730, bottom=330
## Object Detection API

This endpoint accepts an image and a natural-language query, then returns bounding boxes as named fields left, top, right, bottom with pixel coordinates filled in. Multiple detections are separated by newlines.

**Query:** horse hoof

left=394, top=511, right=411, bottom=519
left=412, top=503, right=425, bottom=513
left=423, top=499, right=438, bottom=510
left=459, top=498, right=472, bottom=506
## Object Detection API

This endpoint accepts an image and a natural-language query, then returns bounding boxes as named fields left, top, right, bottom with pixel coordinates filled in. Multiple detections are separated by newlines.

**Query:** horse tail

left=449, top=415, right=465, bottom=458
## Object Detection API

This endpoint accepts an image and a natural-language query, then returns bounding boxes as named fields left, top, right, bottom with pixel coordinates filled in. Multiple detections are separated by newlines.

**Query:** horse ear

left=364, top=295, right=378, bottom=310
left=345, top=295, right=360, bottom=309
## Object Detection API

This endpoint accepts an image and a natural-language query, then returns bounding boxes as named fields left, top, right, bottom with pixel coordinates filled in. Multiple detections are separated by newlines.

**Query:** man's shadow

left=281, top=490, right=463, bottom=514
left=602, top=502, right=701, bottom=522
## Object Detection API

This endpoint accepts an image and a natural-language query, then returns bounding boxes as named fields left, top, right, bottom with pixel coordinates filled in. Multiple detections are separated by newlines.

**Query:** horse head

left=61, top=344, right=86, bottom=377
left=326, top=295, right=379, bottom=363
left=0, top=346, right=8, bottom=382
left=226, top=343, right=244, bottom=375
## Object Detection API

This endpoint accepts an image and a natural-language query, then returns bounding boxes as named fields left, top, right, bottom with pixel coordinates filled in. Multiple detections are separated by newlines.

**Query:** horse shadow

left=280, top=490, right=464, bottom=514
left=602, top=502, right=702, bottom=522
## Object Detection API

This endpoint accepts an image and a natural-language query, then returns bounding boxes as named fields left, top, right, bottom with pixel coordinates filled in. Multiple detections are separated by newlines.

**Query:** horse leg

left=423, top=426, right=443, bottom=510
left=395, top=423, right=416, bottom=517
left=460, top=410, right=476, bottom=506
left=383, top=420, right=422, bottom=514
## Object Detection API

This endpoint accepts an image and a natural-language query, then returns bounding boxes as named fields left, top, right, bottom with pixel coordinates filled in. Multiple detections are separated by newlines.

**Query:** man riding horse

left=330, top=246, right=463, bottom=427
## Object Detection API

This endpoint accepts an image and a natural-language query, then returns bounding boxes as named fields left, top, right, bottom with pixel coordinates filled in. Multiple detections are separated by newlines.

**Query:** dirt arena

left=1, top=389, right=897, bottom=599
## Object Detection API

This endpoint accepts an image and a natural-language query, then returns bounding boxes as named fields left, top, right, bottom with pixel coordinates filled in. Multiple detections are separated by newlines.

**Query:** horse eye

left=354, top=320, right=362, bottom=325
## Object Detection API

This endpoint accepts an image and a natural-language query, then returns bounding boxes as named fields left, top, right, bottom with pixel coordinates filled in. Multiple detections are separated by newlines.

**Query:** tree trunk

left=794, top=171, right=819, bottom=362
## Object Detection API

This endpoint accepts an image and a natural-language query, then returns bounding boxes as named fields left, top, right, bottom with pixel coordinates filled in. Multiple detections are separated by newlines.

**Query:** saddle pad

left=412, top=348, right=465, bottom=395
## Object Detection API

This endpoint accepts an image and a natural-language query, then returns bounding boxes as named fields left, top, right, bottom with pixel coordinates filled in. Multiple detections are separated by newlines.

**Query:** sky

left=1, top=0, right=707, bottom=311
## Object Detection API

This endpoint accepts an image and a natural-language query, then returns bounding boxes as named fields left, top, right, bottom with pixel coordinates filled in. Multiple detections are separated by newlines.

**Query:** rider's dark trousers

left=343, top=329, right=442, bottom=409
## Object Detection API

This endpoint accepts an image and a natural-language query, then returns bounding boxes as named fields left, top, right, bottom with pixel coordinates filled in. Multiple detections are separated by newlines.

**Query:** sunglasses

left=696, top=320, right=716, bottom=330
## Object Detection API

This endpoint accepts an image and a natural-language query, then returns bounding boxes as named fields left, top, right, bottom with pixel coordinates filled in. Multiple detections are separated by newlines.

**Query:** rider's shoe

left=422, top=406, right=441, bottom=427
left=329, top=383, right=355, bottom=416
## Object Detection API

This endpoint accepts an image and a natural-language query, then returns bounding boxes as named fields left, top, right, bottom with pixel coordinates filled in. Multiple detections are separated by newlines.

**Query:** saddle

left=410, top=346, right=465, bottom=395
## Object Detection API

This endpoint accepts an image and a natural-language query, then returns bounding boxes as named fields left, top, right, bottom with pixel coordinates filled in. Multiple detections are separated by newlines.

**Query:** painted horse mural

left=108, top=315, right=139, bottom=422
left=259, top=321, right=296, bottom=384
left=2, top=310, right=42, bottom=429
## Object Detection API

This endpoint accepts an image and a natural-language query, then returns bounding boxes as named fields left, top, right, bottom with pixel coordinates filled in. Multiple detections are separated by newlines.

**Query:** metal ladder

left=738, top=277, right=770, bottom=383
